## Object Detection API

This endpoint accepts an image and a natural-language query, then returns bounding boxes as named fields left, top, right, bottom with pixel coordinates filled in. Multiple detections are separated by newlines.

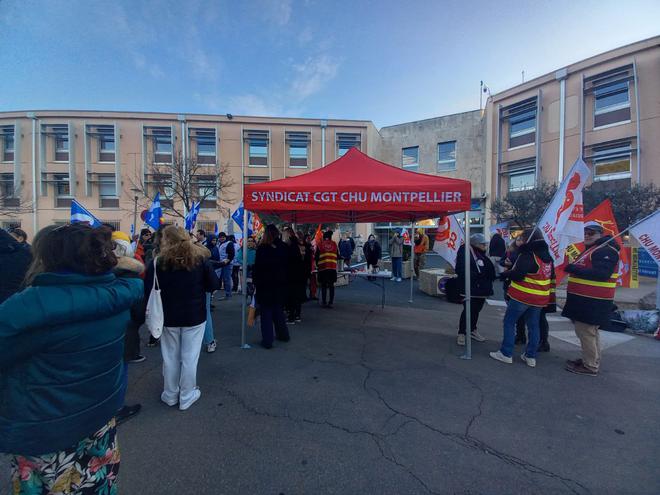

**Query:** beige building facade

left=486, top=36, right=660, bottom=208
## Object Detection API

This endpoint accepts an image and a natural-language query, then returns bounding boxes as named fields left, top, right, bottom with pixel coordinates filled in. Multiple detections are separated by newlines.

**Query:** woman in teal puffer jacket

left=0, top=223, right=143, bottom=495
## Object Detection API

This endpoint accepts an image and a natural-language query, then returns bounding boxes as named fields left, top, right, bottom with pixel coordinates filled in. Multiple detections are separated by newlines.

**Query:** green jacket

left=0, top=272, right=143, bottom=455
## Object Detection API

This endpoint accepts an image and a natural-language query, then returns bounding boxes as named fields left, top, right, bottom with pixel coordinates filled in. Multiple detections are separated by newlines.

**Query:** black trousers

left=123, top=321, right=142, bottom=360
left=321, top=284, right=335, bottom=305
left=458, top=298, right=486, bottom=334
left=232, top=265, right=240, bottom=292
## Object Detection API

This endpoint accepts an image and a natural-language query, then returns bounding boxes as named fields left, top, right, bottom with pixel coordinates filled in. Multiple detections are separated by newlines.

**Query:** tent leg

left=461, top=210, right=472, bottom=360
left=240, top=208, right=251, bottom=349
left=409, top=223, right=415, bottom=304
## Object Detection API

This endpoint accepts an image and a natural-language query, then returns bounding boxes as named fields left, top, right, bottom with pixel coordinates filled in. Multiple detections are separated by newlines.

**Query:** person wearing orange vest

left=562, top=221, right=619, bottom=376
left=490, top=230, right=554, bottom=368
left=413, top=229, right=429, bottom=277
left=316, top=230, right=339, bottom=308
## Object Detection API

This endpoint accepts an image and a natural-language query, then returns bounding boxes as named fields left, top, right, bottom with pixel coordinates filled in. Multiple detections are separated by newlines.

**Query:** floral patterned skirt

left=10, top=418, right=120, bottom=495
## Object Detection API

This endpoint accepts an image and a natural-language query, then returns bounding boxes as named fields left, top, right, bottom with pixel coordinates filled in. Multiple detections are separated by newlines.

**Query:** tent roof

left=243, top=148, right=471, bottom=223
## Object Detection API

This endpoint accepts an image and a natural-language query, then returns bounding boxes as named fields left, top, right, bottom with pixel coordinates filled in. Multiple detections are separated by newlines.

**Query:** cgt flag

left=629, top=210, right=660, bottom=268
left=432, top=214, right=464, bottom=267
left=536, top=158, right=590, bottom=265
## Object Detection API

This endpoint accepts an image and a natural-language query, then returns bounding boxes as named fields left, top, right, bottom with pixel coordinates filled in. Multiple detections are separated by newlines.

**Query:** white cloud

left=297, top=26, right=313, bottom=45
left=262, top=0, right=293, bottom=26
left=290, top=55, right=340, bottom=100
left=229, top=94, right=283, bottom=116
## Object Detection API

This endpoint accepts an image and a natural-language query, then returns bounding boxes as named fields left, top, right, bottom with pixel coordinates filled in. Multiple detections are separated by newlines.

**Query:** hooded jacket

left=0, top=229, right=32, bottom=304
left=455, top=244, right=496, bottom=298
left=501, top=240, right=556, bottom=308
left=561, top=235, right=620, bottom=327
left=0, top=272, right=143, bottom=455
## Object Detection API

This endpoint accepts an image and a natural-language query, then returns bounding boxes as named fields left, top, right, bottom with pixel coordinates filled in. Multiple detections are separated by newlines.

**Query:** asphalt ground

left=2, top=256, right=659, bottom=494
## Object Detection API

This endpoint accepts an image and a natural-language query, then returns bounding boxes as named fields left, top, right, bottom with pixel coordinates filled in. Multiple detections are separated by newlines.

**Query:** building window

left=508, top=169, right=536, bottom=192
left=196, top=175, right=217, bottom=209
left=437, top=141, right=456, bottom=172
left=592, top=142, right=631, bottom=181
left=2, top=126, right=14, bottom=162
left=99, top=175, right=118, bottom=208
left=148, top=127, right=172, bottom=164
left=98, top=126, right=115, bottom=162
left=336, top=133, right=361, bottom=157
left=401, top=146, right=419, bottom=170
left=594, top=80, right=630, bottom=128
left=244, top=130, right=269, bottom=167
left=246, top=176, right=269, bottom=184
left=149, top=174, right=174, bottom=208
left=502, top=99, right=537, bottom=149
left=195, top=129, right=216, bottom=165
left=54, top=126, right=69, bottom=162
left=54, top=173, right=72, bottom=208
left=0, top=173, right=19, bottom=207
left=287, top=132, right=310, bottom=168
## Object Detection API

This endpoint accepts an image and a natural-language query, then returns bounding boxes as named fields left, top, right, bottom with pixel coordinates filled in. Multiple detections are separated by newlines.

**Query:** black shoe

left=537, top=341, right=550, bottom=352
left=327, top=303, right=333, bottom=309
left=116, top=404, right=141, bottom=425
left=210, top=304, right=216, bottom=310
left=127, top=355, right=146, bottom=363
left=276, top=336, right=290, bottom=342
left=261, top=342, right=273, bottom=349
left=147, top=337, right=160, bottom=347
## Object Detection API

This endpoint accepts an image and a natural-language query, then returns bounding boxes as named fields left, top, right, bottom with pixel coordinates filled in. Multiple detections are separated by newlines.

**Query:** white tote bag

left=145, top=257, right=164, bottom=339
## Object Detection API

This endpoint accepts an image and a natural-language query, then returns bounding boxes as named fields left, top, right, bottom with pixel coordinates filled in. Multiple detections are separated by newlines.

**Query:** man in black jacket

left=0, top=229, right=32, bottom=304
left=562, top=222, right=619, bottom=376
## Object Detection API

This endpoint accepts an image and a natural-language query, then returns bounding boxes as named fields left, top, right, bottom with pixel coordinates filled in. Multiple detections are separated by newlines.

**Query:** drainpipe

left=632, top=58, right=641, bottom=183
left=28, top=112, right=38, bottom=234
left=321, top=120, right=327, bottom=166
left=556, top=68, right=568, bottom=182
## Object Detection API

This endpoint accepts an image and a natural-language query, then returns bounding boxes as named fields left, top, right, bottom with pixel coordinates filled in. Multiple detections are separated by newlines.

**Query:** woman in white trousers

left=144, top=226, right=220, bottom=411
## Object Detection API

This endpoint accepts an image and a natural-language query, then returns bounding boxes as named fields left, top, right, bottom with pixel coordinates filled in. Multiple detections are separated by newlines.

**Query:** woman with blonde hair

left=143, top=226, right=219, bottom=410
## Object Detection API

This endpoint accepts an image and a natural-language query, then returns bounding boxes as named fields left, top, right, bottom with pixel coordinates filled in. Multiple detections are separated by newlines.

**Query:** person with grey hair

left=455, top=233, right=496, bottom=346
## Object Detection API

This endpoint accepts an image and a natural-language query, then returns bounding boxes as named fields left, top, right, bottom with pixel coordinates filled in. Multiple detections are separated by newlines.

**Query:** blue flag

left=146, top=193, right=162, bottom=230
left=231, top=201, right=253, bottom=236
left=185, top=201, right=201, bottom=231
left=70, top=199, right=102, bottom=228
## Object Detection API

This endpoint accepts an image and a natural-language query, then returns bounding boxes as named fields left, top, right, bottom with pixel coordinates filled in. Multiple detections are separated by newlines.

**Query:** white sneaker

left=470, top=331, right=486, bottom=342
left=489, top=350, right=513, bottom=364
left=206, top=340, right=217, bottom=353
left=179, top=388, right=201, bottom=411
left=390, top=277, right=396, bottom=281
left=456, top=334, right=466, bottom=346
left=396, top=277, right=402, bottom=282
left=521, top=354, right=536, bottom=368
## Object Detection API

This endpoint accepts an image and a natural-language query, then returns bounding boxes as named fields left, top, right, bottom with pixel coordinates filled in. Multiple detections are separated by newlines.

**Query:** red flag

left=556, top=199, right=631, bottom=286
left=313, top=224, right=323, bottom=248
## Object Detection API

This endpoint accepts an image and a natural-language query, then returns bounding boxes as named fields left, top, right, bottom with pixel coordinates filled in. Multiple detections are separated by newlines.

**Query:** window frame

left=401, top=146, right=419, bottom=170
left=507, top=169, right=536, bottom=193
left=336, top=133, right=361, bottom=158
left=593, top=80, right=631, bottom=129
left=248, top=138, right=269, bottom=168
left=287, top=132, right=310, bottom=169
left=437, top=141, right=456, bottom=172
left=2, top=132, right=14, bottom=162
left=54, top=128, right=69, bottom=162
left=592, top=143, right=632, bottom=182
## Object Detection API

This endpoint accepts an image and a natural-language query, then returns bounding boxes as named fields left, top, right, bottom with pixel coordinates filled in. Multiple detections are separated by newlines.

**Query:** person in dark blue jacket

left=0, top=223, right=143, bottom=495
left=0, top=228, right=32, bottom=304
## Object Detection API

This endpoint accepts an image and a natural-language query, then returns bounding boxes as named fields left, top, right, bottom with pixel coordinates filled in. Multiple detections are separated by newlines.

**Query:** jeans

left=392, top=257, right=402, bottom=278
left=203, top=292, right=214, bottom=345
left=220, top=265, right=233, bottom=297
left=458, top=297, right=486, bottom=335
left=160, top=322, right=206, bottom=407
left=501, top=299, right=541, bottom=359
left=259, top=303, right=290, bottom=347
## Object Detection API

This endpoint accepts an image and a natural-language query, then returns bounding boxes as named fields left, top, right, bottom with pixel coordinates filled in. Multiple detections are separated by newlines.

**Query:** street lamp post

left=130, top=188, right=141, bottom=238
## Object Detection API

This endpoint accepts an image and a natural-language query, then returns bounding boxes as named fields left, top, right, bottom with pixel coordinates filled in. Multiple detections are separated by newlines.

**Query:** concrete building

left=486, top=36, right=660, bottom=209
left=0, top=111, right=377, bottom=237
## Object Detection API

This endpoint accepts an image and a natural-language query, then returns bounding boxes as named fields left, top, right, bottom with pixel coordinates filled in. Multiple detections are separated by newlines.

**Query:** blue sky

left=1, top=0, right=659, bottom=127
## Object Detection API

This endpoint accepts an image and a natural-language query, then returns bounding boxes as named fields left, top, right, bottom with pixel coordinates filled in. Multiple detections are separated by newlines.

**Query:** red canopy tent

left=240, top=148, right=477, bottom=358
left=244, top=148, right=471, bottom=223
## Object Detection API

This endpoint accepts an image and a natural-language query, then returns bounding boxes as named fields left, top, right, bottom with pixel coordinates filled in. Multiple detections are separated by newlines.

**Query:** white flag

left=537, top=158, right=590, bottom=264
left=432, top=215, right=464, bottom=267
left=629, top=210, right=660, bottom=268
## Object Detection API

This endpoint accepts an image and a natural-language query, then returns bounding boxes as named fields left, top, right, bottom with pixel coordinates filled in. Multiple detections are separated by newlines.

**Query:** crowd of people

left=0, top=217, right=621, bottom=492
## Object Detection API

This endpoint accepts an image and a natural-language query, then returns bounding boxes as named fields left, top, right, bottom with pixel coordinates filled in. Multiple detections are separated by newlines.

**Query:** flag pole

left=461, top=209, right=472, bottom=360
left=409, top=220, right=415, bottom=304
left=240, top=206, right=251, bottom=349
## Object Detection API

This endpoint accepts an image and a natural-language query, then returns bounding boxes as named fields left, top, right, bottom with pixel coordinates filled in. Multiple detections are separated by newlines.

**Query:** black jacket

left=254, top=240, right=289, bottom=306
left=363, top=240, right=382, bottom=265
left=144, top=258, right=219, bottom=327
left=0, top=229, right=32, bottom=304
left=488, top=234, right=506, bottom=258
left=562, top=236, right=620, bottom=327
left=455, top=244, right=496, bottom=298
left=286, top=241, right=306, bottom=284
left=501, top=239, right=556, bottom=310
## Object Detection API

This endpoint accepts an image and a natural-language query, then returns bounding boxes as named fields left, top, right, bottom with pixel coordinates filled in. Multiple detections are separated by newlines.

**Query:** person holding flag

left=562, top=221, right=620, bottom=376
left=455, top=234, right=496, bottom=346
left=389, top=230, right=403, bottom=282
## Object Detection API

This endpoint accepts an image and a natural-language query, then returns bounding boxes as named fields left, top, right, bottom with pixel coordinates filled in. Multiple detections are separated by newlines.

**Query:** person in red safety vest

left=490, top=229, right=554, bottom=368
left=562, top=221, right=619, bottom=376
left=315, top=230, right=338, bottom=308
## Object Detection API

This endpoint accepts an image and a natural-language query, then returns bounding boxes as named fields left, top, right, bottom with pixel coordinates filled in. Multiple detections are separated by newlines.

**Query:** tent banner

left=246, top=190, right=467, bottom=210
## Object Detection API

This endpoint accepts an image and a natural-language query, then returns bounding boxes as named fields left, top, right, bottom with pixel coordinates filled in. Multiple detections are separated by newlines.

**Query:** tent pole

left=461, top=209, right=472, bottom=360
left=240, top=207, right=251, bottom=349
left=409, top=221, right=414, bottom=303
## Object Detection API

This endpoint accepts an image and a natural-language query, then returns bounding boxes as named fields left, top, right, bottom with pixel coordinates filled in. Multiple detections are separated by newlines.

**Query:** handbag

left=145, top=257, right=164, bottom=339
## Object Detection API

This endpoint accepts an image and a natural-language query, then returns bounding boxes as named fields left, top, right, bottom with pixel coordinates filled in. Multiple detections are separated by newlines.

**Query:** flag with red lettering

left=629, top=209, right=660, bottom=268
left=401, top=228, right=412, bottom=246
left=432, top=215, right=464, bottom=267
left=252, top=212, right=264, bottom=239
left=555, top=199, right=631, bottom=285
left=537, top=158, right=590, bottom=266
